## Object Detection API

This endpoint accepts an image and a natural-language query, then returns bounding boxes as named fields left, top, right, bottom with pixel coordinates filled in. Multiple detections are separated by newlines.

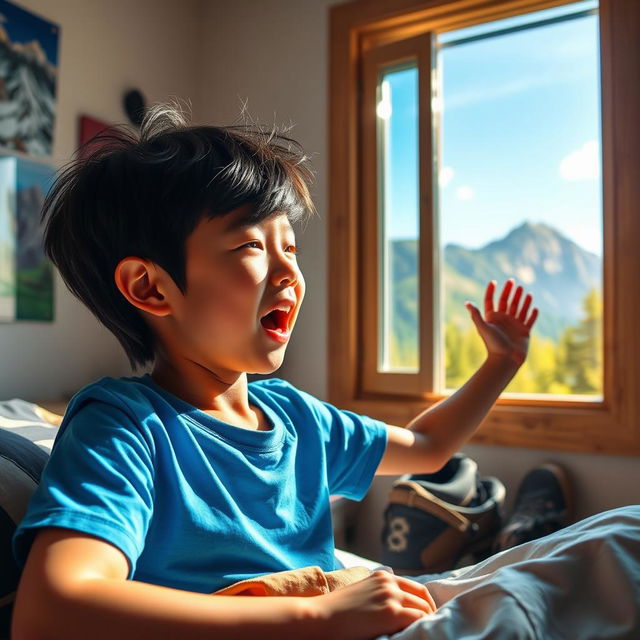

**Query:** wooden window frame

left=328, top=0, right=640, bottom=455
left=361, top=34, right=435, bottom=397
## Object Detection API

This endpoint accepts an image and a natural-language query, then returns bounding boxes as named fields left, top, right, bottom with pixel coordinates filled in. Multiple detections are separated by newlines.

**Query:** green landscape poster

left=0, top=155, right=54, bottom=322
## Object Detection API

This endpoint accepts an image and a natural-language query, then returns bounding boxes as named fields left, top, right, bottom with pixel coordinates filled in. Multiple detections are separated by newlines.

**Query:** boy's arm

left=12, top=527, right=434, bottom=640
left=377, top=279, right=538, bottom=475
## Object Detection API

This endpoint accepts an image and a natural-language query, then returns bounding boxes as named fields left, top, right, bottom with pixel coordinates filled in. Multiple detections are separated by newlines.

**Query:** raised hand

left=464, top=279, right=538, bottom=366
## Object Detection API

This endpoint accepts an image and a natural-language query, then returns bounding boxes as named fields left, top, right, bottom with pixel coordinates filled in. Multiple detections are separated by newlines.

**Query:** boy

left=12, top=103, right=537, bottom=640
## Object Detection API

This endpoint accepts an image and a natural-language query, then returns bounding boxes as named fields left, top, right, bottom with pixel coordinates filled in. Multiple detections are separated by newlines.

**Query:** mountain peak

left=507, top=220, right=562, bottom=241
left=442, top=220, right=601, bottom=334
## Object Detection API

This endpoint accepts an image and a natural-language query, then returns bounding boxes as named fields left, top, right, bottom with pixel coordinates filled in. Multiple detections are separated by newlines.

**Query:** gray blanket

left=377, top=506, right=640, bottom=639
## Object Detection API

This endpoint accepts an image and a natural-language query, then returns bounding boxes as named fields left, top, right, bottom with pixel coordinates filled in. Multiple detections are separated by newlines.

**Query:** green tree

left=555, top=288, right=602, bottom=394
left=506, top=334, right=571, bottom=394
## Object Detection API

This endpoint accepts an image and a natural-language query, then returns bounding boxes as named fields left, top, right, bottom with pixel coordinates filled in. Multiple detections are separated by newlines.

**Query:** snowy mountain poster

left=0, top=1, right=59, bottom=157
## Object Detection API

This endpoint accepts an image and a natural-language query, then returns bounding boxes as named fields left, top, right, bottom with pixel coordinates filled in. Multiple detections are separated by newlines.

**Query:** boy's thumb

left=465, top=302, right=483, bottom=328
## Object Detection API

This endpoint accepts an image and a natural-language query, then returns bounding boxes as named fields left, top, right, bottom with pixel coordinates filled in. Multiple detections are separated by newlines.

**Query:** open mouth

left=260, top=309, right=291, bottom=334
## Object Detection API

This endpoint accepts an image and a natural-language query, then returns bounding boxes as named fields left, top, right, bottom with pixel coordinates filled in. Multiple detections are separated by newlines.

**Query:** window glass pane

left=377, top=66, right=419, bottom=372
left=436, top=2, right=602, bottom=397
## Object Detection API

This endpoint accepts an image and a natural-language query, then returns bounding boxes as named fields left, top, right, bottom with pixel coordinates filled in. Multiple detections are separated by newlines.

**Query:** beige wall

left=0, top=0, right=202, bottom=401
left=1, top=0, right=637, bottom=559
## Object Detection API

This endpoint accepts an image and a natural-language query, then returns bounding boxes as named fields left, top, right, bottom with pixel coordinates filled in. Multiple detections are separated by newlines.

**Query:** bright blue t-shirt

left=12, top=375, right=388, bottom=593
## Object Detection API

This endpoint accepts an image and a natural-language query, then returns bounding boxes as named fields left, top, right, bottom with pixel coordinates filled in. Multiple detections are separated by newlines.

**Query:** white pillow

left=0, top=399, right=61, bottom=453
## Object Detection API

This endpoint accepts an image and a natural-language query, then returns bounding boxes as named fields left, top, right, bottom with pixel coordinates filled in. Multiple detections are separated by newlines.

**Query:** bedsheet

left=377, top=505, right=640, bottom=640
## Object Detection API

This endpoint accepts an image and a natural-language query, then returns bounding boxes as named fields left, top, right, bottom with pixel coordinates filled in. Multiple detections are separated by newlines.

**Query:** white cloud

left=456, top=186, right=475, bottom=201
left=439, top=166, right=454, bottom=188
left=559, top=140, right=600, bottom=181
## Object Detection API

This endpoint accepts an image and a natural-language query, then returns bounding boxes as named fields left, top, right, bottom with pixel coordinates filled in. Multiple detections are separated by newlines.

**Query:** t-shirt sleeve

left=12, top=400, right=155, bottom=579
left=260, top=379, right=389, bottom=501
left=319, top=402, right=388, bottom=500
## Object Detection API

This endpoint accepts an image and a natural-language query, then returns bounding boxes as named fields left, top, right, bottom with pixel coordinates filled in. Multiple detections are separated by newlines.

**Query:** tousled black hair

left=41, top=102, right=315, bottom=370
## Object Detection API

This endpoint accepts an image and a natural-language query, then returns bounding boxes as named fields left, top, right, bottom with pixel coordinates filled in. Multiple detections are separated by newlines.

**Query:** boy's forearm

left=406, top=355, right=519, bottom=461
left=14, top=576, right=324, bottom=640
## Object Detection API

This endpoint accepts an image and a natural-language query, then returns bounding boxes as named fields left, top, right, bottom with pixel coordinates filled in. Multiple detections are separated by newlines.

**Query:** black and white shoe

left=381, top=454, right=506, bottom=574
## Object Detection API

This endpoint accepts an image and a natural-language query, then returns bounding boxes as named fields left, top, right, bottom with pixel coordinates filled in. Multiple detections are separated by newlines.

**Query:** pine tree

left=555, top=288, right=602, bottom=394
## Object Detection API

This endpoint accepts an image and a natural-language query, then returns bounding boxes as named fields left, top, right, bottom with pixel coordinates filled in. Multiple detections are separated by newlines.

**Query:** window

left=328, top=0, right=640, bottom=455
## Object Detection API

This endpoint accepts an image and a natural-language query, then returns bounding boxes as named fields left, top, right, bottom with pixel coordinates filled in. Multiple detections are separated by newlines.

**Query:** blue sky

left=382, top=2, right=602, bottom=256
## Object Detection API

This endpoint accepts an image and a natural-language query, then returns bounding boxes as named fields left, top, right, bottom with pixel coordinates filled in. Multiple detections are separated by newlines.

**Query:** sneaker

left=493, top=462, right=573, bottom=553
left=381, top=454, right=505, bottom=574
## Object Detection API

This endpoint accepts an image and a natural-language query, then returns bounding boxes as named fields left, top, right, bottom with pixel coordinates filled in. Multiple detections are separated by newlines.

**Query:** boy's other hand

left=310, top=570, right=435, bottom=640
left=464, top=279, right=538, bottom=367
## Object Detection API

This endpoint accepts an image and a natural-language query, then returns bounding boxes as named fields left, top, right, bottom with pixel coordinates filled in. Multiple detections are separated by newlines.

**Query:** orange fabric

left=211, top=565, right=372, bottom=597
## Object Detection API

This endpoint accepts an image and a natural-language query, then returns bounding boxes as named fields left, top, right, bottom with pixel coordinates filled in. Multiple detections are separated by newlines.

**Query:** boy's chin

left=250, top=354, right=286, bottom=375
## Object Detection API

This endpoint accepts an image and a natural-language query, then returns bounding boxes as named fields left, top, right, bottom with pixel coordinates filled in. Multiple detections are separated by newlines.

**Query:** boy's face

left=164, top=205, right=305, bottom=377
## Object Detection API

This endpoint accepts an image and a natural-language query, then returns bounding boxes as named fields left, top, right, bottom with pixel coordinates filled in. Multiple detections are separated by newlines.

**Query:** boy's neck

left=150, top=361, right=269, bottom=431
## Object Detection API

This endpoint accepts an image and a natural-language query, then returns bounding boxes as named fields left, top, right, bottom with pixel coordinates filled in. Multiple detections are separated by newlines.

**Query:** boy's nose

left=271, top=254, right=301, bottom=287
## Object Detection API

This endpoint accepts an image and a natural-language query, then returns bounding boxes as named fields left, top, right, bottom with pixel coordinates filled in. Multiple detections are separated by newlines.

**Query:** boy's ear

left=114, top=257, right=174, bottom=317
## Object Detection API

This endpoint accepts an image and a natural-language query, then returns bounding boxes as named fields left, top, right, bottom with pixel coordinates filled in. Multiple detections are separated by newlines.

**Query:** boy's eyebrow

left=223, top=217, right=257, bottom=234
left=223, top=214, right=295, bottom=237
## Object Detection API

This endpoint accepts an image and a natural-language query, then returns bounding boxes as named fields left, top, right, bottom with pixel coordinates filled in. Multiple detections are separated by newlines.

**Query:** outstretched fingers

left=509, top=285, right=523, bottom=316
left=525, top=306, right=539, bottom=330
left=481, top=279, right=538, bottom=332
left=517, top=293, right=532, bottom=323
left=484, top=280, right=496, bottom=316
left=497, top=278, right=514, bottom=313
